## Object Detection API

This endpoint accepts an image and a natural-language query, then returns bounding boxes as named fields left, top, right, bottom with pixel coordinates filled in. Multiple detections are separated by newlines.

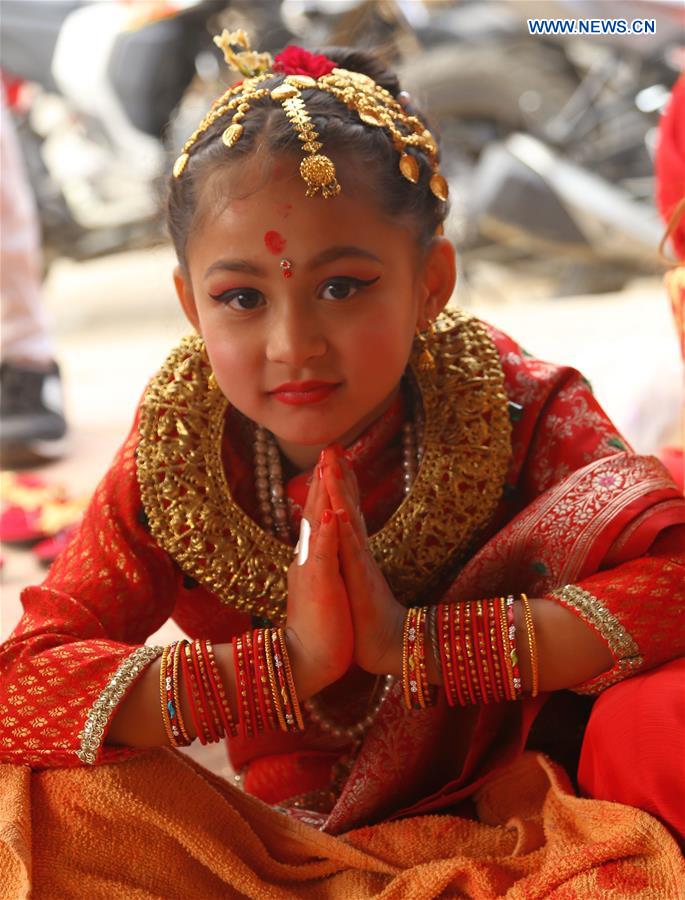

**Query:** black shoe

left=0, top=360, right=68, bottom=466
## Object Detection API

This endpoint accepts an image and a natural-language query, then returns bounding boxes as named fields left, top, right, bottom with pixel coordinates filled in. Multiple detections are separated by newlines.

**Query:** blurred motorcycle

left=0, top=0, right=228, bottom=264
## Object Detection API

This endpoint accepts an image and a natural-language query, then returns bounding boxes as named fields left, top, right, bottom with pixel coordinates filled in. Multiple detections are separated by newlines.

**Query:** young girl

left=1, top=34, right=684, bottom=897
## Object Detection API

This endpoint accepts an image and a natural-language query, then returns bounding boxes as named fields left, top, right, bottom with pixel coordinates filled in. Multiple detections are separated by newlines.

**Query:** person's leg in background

left=1, top=93, right=66, bottom=466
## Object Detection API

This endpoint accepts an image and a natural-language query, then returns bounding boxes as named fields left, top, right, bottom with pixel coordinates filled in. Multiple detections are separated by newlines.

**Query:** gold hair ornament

left=172, top=32, right=448, bottom=203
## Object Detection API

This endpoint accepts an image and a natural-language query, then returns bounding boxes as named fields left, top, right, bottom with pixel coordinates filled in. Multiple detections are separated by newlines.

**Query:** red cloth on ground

left=578, top=655, right=685, bottom=849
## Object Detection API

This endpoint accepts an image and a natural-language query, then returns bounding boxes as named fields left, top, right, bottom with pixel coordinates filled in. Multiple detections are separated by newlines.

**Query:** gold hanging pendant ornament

left=399, top=153, right=419, bottom=184
left=415, top=321, right=437, bottom=372
left=172, top=31, right=449, bottom=206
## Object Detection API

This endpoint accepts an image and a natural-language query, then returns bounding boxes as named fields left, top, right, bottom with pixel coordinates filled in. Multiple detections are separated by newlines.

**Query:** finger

left=323, top=462, right=365, bottom=545
left=324, top=455, right=367, bottom=543
left=335, top=509, right=376, bottom=611
left=300, top=453, right=330, bottom=546
left=310, top=507, right=340, bottom=572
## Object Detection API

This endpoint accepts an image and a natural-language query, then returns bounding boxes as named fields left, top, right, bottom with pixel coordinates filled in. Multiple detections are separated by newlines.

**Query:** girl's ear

left=173, top=265, right=201, bottom=332
left=417, top=237, right=457, bottom=328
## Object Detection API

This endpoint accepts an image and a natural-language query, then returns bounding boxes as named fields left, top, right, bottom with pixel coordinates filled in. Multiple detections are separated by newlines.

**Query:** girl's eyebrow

left=204, top=259, right=265, bottom=279
left=308, top=246, right=382, bottom=269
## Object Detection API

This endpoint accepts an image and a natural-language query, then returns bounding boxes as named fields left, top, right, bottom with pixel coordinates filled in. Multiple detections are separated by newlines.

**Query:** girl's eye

left=319, top=276, right=380, bottom=301
left=209, top=289, right=265, bottom=311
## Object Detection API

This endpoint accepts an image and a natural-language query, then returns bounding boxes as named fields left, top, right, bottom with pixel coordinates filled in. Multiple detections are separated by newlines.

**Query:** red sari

left=1, top=309, right=683, bottom=841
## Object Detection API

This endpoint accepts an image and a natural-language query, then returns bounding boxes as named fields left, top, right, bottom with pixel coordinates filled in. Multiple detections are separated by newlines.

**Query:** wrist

left=370, top=605, right=405, bottom=677
left=285, top=627, right=335, bottom=700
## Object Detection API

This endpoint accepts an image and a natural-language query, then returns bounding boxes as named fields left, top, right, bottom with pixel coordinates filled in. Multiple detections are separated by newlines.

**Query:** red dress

left=1, top=309, right=683, bottom=839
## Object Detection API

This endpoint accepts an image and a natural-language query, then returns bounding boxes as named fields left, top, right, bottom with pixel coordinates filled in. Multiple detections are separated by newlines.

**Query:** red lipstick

left=269, top=380, right=340, bottom=405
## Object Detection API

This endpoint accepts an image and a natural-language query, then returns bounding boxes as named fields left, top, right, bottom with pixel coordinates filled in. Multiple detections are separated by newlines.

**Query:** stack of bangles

left=159, top=628, right=304, bottom=747
left=160, top=598, right=539, bottom=745
left=402, top=595, right=539, bottom=709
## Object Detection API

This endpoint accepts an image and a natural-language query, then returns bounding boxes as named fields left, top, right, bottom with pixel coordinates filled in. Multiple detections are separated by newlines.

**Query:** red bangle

left=243, top=632, right=263, bottom=734
left=195, top=640, right=224, bottom=739
left=191, top=640, right=220, bottom=742
left=447, top=603, right=466, bottom=707
left=251, top=629, right=271, bottom=731
left=459, top=602, right=478, bottom=705
left=181, top=642, right=208, bottom=744
left=470, top=601, right=490, bottom=704
left=257, top=629, right=277, bottom=730
left=233, top=635, right=253, bottom=739
left=483, top=600, right=503, bottom=702
left=204, top=640, right=237, bottom=739
left=200, top=640, right=228, bottom=738
left=437, top=605, right=455, bottom=706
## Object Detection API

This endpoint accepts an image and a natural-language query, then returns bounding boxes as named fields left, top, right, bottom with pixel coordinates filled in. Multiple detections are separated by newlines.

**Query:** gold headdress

left=173, top=31, right=448, bottom=202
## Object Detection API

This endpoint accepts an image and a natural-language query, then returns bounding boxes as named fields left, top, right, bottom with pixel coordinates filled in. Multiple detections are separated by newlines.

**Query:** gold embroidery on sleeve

left=77, top=646, right=163, bottom=765
left=550, top=584, right=642, bottom=694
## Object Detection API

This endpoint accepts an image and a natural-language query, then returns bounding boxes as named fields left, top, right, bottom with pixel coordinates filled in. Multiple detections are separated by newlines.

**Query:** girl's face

left=175, top=157, right=455, bottom=470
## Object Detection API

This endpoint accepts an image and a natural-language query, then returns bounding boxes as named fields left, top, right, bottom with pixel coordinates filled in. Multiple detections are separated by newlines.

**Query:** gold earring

left=415, top=320, right=436, bottom=372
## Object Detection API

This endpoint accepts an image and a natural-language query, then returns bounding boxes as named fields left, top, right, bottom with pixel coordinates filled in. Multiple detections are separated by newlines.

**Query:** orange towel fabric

left=1, top=749, right=683, bottom=898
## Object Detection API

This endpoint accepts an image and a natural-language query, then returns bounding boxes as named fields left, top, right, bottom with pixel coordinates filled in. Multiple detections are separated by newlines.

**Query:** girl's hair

left=167, top=47, right=448, bottom=268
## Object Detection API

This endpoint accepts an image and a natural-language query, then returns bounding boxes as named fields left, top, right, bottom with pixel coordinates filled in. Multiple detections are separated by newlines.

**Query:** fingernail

left=297, top=517, right=311, bottom=566
left=336, top=508, right=349, bottom=523
left=321, top=508, right=333, bottom=524
left=317, top=464, right=323, bottom=480
left=318, top=449, right=326, bottom=466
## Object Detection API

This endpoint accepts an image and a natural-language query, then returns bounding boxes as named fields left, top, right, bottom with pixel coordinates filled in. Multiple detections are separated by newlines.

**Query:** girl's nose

left=265, top=306, right=327, bottom=367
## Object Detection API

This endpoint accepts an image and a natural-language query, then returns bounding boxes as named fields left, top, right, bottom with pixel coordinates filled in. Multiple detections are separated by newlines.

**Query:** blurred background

left=1, top=0, right=683, bottom=650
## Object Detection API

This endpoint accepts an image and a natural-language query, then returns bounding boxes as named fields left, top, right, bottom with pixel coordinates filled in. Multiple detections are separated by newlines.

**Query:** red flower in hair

left=273, top=45, right=336, bottom=78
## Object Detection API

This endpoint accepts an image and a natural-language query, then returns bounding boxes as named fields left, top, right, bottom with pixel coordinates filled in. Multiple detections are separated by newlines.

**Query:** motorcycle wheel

left=400, top=41, right=641, bottom=294
left=402, top=40, right=577, bottom=229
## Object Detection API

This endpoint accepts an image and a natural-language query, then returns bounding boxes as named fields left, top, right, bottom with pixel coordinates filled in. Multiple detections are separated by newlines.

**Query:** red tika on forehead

left=264, top=231, right=286, bottom=254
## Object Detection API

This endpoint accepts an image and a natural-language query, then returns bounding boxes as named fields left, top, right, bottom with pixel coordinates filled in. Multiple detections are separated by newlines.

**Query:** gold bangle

left=264, top=628, right=287, bottom=732
left=498, top=596, right=516, bottom=700
left=401, top=609, right=412, bottom=709
left=159, top=645, right=176, bottom=745
left=277, top=628, right=304, bottom=731
left=172, top=640, right=192, bottom=744
left=427, top=605, right=442, bottom=683
left=520, top=593, right=539, bottom=698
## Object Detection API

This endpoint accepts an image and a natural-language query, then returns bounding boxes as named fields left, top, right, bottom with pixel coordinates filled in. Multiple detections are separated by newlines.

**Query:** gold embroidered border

left=77, top=646, right=163, bottom=765
left=137, top=308, right=511, bottom=621
left=549, top=584, right=643, bottom=695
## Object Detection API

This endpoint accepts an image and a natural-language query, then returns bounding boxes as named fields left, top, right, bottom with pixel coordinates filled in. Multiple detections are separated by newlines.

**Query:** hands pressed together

left=286, top=445, right=406, bottom=700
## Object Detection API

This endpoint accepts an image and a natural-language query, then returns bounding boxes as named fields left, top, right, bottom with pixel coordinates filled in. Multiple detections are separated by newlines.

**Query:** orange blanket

left=1, top=750, right=683, bottom=898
